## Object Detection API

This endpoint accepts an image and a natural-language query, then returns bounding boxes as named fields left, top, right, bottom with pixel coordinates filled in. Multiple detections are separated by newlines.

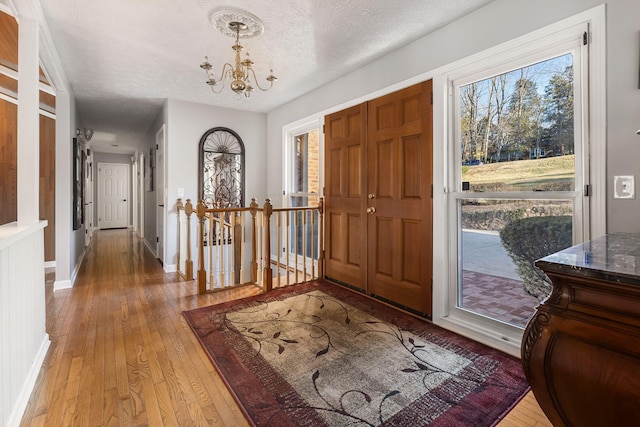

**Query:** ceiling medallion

left=200, top=9, right=276, bottom=98
left=209, top=9, right=264, bottom=39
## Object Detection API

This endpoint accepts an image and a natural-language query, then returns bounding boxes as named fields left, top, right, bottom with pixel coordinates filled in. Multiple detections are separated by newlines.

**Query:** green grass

left=462, top=155, right=575, bottom=188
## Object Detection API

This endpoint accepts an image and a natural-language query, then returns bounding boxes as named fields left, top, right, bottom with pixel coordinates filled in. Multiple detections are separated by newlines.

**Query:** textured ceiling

left=37, top=0, right=495, bottom=154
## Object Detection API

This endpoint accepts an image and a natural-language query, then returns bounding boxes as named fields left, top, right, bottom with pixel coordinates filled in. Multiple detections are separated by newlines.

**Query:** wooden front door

left=367, top=81, right=433, bottom=315
left=324, top=81, right=433, bottom=316
left=324, top=104, right=368, bottom=291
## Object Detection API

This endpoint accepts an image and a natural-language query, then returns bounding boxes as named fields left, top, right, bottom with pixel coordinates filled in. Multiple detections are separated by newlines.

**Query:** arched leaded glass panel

left=198, top=127, right=245, bottom=208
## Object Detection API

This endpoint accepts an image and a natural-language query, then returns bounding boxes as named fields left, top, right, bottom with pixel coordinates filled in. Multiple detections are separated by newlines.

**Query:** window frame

left=431, top=8, right=606, bottom=356
left=283, top=119, right=323, bottom=208
left=281, top=118, right=323, bottom=268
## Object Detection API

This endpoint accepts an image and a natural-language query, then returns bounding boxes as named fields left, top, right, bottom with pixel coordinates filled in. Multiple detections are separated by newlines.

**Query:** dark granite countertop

left=535, top=233, right=640, bottom=285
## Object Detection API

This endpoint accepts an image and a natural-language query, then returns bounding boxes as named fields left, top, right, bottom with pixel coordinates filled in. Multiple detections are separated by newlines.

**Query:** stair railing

left=177, top=198, right=324, bottom=294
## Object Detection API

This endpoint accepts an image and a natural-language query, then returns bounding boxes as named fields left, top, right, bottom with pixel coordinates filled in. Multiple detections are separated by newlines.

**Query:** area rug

left=183, top=280, right=529, bottom=426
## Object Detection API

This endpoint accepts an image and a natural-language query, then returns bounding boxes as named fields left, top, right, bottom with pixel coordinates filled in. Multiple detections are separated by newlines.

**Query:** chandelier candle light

left=200, top=12, right=276, bottom=98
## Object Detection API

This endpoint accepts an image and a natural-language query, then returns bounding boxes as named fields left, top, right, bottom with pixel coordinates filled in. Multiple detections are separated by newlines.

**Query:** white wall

left=71, top=99, right=86, bottom=281
left=604, top=0, right=640, bottom=231
left=53, top=89, right=74, bottom=289
left=266, top=0, right=640, bottom=234
left=159, top=99, right=267, bottom=270
left=141, top=103, right=168, bottom=253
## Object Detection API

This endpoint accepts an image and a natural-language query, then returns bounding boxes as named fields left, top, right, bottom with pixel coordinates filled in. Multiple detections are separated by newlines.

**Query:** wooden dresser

left=522, top=233, right=640, bottom=426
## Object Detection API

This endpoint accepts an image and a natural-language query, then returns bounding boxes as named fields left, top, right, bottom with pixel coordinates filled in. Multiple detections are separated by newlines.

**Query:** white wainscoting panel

left=0, top=222, right=50, bottom=427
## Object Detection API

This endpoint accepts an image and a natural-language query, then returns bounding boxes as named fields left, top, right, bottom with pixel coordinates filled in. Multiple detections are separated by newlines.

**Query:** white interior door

left=98, top=162, right=129, bottom=229
left=156, top=125, right=165, bottom=262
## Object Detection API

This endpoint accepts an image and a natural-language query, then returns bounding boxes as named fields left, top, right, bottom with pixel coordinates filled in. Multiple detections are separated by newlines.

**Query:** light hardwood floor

left=20, top=229, right=551, bottom=426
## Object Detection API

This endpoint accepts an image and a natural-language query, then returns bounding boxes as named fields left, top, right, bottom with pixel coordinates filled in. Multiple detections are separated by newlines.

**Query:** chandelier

left=200, top=17, right=277, bottom=98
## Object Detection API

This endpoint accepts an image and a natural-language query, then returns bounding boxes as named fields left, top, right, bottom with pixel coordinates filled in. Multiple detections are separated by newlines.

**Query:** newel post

left=318, top=197, right=325, bottom=278
left=185, top=199, right=194, bottom=281
left=196, top=200, right=207, bottom=293
left=263, top=199, right=273, bottom=292
left=249, top=198, right=259, bottom=283
left=176, top=198, right=183, bottom=274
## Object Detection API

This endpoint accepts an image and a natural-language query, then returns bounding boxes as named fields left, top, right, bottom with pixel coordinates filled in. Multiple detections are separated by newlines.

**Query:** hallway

left=20, top=229, right=547, bottom=426
left=22, top=229, right=259, bottom=426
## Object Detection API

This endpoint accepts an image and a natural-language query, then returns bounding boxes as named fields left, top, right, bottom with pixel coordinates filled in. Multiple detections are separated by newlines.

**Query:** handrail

left=177, top=197, right=324, bottom=294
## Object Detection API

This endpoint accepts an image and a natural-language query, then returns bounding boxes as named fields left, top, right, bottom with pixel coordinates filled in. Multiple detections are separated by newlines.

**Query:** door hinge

left=430, top=91, right=433, bottom=105
left=156, top=236, right=159, bottom=243
left=583, top=31, right=588, bottom=45
left=430, top=184, right=433, bottom=198
left=584, top=184, right=590, bottom=197
left=322, top=124, right=325, bottom=134
left=156, top=144, right=159, bottom=150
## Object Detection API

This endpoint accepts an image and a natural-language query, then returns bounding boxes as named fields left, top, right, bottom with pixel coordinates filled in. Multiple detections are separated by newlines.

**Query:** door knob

left=368, top=193, right=376, bottom=199
left=122, top=199, right=127, bottom=202
left=366, top=207, right=376, bottom=214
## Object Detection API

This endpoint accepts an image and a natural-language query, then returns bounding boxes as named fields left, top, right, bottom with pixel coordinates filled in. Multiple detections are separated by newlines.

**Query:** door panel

left=367, top=81, right=432, bottom=315
left=346, top=214, right=362, bottom=266
left=98, top=163, right=129, bottom=229
left=324, top=104, right=367, bottom=290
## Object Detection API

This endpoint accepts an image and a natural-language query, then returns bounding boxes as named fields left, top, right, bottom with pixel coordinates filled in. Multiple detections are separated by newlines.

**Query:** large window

left=455, top=53, right=582, bottom=328
left=441, top=21, right=596, bottom=350
left=285, top=123, right=321, bottom=258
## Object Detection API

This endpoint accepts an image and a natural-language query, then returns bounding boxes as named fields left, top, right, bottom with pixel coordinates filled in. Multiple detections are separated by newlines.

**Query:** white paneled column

left=17, top=17, right=40, bottom=225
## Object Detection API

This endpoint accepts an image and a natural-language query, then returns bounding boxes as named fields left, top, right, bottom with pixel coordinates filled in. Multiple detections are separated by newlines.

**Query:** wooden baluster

left=185, top=199, right=193, bottom=280
left=294, top=211, right=299, bottom=284
left=250, top=198, right=258, bottom=284
left=218, top=213, right=224, bottom=288
left=230, top=213, right=236, bottom=286
left=212, top=216, right=216, bottom=290
left=239, top=212, right=245, bottom=284
left=263, top=199, right=273, bottom=292
left=276, top=211, right=281, bottom=288
left=285, top=210, right=291, bottom=286
left=256, top=209, right=264, bottom=286
left=176, top=198, right=183, bottom=276
left=318, top=198, right=324, bottom=279
left=303, top=209, right=307, bottom=281
left=311, top=208, right=315, bottom=279
left=196, top=200, right=207, bottom=294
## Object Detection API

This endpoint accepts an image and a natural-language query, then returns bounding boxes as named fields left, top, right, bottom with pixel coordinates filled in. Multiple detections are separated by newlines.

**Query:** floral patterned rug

left=183, top=280, right=529, bottom=426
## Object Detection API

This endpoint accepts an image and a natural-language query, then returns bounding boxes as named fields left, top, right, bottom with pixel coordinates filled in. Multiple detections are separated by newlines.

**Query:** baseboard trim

left=6, top=334, right=50, bottom=427
left=143, top=239, right=157, bottom=258
left=53, top=279, right=72, bottom=291
left=164, top=263, right=177, bottom=273
left=70, top=247, right=87, bottom=288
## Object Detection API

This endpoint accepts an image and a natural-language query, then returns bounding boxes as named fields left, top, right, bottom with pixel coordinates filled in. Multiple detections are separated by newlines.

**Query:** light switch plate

left=177, top=187, right=185, bottom=198
left=613, top=175, right=635, bottom=199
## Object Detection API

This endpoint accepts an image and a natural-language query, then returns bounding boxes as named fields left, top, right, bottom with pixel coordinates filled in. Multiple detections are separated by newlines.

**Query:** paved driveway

left=462, top=229, right=519, bottom=281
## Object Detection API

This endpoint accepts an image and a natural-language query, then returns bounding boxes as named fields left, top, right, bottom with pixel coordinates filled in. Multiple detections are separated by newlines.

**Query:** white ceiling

left=37, top=0, right=495, bottom=154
